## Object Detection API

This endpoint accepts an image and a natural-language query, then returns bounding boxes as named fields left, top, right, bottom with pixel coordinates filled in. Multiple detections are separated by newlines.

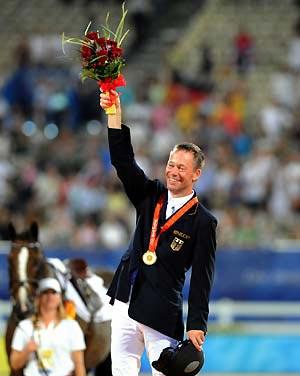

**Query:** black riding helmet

left=152, top=340, right=204, bottom=376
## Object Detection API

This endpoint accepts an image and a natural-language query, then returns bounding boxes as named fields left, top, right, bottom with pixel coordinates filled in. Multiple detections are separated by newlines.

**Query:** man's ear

left=192, top=168, right=201, bottom=182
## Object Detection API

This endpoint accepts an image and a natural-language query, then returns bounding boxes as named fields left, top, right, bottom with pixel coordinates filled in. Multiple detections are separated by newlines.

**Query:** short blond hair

left=171, top=143, right=205, bottom=169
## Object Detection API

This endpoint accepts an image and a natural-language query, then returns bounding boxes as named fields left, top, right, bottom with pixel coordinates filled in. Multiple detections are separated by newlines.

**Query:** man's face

left=165, top=150, right=201, bottom=197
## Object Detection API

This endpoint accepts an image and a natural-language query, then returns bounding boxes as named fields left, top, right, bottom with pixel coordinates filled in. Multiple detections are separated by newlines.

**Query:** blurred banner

left=1, top=247, right=300, bottom=301
left=210, top=248, right=300, bottom=301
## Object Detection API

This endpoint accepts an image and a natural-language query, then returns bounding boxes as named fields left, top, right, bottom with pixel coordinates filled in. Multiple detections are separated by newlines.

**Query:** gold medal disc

left=142, top=251, right=157, bottom=265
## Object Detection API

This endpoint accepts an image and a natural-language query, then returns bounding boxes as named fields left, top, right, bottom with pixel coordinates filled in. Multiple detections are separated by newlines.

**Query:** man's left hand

left=187, top=330, right=205, bottom=351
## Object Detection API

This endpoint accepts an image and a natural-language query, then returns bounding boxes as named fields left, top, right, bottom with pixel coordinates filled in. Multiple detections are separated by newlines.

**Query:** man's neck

left=168, top=190, right=194, bottom=199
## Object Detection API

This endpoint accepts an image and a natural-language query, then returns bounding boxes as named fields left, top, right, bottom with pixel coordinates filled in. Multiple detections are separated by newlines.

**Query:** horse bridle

left=10, top=241, right=44, bottom=276
left=9, top=242, right=46, bottom=318
left=10, top=278, right=39, bottom=292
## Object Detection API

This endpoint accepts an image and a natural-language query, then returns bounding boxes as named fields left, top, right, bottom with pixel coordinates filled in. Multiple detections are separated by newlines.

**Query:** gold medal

left=142, top=251, right=157, bottom=265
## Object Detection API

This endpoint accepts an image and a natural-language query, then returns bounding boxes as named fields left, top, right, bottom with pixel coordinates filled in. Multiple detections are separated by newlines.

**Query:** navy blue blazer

left=107, top=125, right=217, bottom=340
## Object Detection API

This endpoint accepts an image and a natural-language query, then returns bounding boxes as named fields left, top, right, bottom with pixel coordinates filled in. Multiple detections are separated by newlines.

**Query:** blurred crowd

left=0, top=5, right=299, bottom=251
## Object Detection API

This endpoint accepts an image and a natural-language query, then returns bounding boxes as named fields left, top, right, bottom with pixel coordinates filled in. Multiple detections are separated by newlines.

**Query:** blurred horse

left=5, top=222, right=113, bottom=375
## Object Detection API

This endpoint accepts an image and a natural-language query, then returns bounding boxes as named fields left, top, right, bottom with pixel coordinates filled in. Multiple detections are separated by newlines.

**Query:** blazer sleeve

left=108, top=124, right=155, bottom=207
left=186, top=217, right=217, bottom=333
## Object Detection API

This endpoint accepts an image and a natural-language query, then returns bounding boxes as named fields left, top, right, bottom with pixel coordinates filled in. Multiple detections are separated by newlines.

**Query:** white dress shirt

left=166, top=191, right=194, bottom=219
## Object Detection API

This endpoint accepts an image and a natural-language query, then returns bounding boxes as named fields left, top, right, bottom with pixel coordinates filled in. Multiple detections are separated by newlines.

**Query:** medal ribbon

left=148, top=194, right=198, bottom=255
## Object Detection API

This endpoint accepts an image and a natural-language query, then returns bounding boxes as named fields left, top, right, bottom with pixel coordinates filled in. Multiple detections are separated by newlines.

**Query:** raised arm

left=99, top=90, right=122, bottom=129
left=99, top=89, right=159, bottom=207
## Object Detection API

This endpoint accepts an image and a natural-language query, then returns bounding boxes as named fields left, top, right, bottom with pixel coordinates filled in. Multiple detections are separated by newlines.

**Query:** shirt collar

left=167, top=191, right=194, bottom=208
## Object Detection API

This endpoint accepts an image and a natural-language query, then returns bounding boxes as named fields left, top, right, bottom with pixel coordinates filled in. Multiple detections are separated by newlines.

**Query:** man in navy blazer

left=100, top=91, right=217, bottom=376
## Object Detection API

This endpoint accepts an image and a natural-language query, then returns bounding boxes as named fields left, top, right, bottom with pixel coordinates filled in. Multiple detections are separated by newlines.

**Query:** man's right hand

left=99, top=90, right=122, bottom=129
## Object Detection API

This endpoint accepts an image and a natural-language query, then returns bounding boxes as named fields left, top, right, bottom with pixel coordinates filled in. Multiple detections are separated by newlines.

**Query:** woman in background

left=10, top=277, right=86, bottom=376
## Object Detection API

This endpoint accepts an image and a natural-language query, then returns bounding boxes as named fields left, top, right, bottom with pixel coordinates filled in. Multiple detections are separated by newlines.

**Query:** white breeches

left=111, top=299, right=178, bottom=376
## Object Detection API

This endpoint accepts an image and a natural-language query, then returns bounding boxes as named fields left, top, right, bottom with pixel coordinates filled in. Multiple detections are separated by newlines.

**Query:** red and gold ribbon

left=143, top=194, right=198, bottom=265
left=98, top=74, right=126, bottom=114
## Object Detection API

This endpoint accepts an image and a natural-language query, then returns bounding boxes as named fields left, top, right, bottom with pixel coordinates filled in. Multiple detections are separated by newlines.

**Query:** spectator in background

left=2, top=41, right=34, bottom=119
left=287, top=17, right=300, bottom=72
left=290, top=109, right=300, bottom=142
left=128, top=0, right=153, bottom=53
left=199, top=42, right=215, bottom=91
left=10, top=277, right=86, bottom=376
left=214, top=93, right=243, bottom=137
left=282, top=150, right=300, bottom=213
left=260, top=98, right=293, bottom=143
left=270, top=64, right=296, bottom=110
left=123, top=85, right=152, bottom=147
left=200, top=43, right=214, bottom=77
left=72, top=214, right=99, bottom=249
left=233, top=27, right=254, bottom=75
left=98, top=212, right=129, bottom=250
left=238, top=143, right=278, bottom=211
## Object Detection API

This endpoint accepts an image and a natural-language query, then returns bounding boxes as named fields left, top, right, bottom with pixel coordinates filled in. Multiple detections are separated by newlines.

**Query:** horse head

left=8, top=222, right=46, bottom=320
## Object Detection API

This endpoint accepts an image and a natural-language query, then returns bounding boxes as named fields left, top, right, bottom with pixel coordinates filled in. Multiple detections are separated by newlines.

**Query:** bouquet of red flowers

left=62, top=3, right=129, bottom=114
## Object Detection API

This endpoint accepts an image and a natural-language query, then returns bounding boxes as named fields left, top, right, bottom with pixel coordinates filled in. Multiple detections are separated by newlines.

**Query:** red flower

left=96, top=49, right=108, bottom=65
left=97, top=48, right=108, bottom=56
left=86, top=31, right=99, bottom=41
left=96, top=37, right=106, bottom=47
left=111, top=47, right=123, bottom=58
left=81, top=45, right=93, bottom=59
left=106, top=39, right=117, bottom=48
